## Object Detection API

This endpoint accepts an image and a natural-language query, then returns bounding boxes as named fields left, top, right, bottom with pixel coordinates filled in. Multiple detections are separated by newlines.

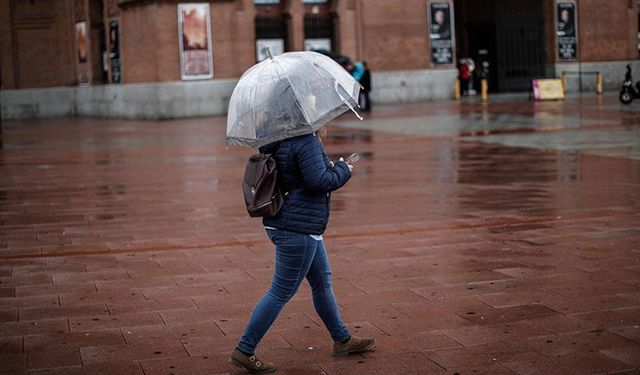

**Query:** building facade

left=1, top=0, right=639, bottom=119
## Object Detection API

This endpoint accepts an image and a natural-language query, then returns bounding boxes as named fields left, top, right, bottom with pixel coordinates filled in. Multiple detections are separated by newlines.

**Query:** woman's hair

left=317, top=126, right=328, bottom=143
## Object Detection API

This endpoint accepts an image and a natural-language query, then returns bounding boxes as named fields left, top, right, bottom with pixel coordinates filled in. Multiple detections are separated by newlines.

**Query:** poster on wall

left=178, top=3, right=214, bottom=80
left=304, top=38, right=331, bottom=52
left=428, top=2, right=454, bottom=65
left=108, top=20, right=121, bottom=83
left=75, top=21, right=90, bottom=85
left=556, top=1, right=577, bottom=60
left=256, top=39, right=285, bottom=62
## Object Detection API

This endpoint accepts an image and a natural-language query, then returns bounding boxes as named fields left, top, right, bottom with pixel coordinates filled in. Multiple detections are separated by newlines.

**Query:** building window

left=254, top=0, right=280, bottom=4
left=255, top=16, right=288, bottom=61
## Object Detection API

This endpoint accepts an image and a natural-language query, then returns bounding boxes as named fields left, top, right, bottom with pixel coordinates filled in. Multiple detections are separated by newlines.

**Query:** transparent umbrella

left=226, top=49, right=362, bottom=148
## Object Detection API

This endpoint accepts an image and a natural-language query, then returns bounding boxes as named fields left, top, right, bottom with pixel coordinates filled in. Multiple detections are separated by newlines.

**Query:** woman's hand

left=339, top=157, right=354, bottom=172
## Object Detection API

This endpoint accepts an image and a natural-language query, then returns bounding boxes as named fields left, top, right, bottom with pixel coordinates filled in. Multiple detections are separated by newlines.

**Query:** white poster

left=178, top=3, right=214, bottom=80
left=304, top=38, right=331, bottom=52
left=256, top=39, right=285, bottom=62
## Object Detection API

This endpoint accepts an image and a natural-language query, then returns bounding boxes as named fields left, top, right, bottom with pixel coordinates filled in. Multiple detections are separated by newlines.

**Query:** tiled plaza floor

left=0, top=94, right=639, bottom=374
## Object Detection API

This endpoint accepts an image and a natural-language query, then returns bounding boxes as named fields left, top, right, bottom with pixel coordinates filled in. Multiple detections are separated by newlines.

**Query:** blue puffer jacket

left=259, top=133, right=351, bottom=235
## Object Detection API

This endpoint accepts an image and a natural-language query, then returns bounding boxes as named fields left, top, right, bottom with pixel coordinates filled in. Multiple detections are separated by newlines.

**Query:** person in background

left=359, top=61, right=371, bottom=112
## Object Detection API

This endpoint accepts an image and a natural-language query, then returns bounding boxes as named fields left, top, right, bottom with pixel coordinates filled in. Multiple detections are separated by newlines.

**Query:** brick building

left=1, top=0, right=639, bottom=119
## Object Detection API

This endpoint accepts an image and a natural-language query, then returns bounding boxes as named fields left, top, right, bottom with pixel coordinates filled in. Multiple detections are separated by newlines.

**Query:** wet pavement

left=0, top=93, right=639, bottom=374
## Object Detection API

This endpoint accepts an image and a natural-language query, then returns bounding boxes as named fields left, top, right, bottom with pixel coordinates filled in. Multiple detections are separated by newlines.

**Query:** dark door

left=494, top=0, right=547, bottom=91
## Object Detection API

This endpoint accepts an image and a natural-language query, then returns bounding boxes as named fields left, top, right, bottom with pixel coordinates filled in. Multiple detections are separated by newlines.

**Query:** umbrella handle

left=334, top=81, right=363, bottom=121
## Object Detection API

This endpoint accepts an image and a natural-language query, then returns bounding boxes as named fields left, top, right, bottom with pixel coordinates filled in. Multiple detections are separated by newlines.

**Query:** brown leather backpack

left=242, top=153, right=284, bottom=217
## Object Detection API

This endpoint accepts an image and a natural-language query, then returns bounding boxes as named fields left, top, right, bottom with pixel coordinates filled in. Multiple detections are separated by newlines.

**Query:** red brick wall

left=356, top=0, right=434, bottom=71
left=0, top=0, right=15, bottom=89
left=578, top=0, right=638, bottom=62
left=210, top=0, right=256, bottom=79
left=120, top=3, right=161, bottom=82
left=1, top=0, right=76, bottom=89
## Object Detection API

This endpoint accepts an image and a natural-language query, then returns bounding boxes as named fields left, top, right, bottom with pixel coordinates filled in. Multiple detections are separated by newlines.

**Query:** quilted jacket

left=259, top=133, right=351, bottom=235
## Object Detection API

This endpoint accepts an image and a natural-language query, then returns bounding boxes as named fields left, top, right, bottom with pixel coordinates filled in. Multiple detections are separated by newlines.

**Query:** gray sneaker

left=228, top=349, right=276, bottom=374
left=332, top=335, right=376, bottom=357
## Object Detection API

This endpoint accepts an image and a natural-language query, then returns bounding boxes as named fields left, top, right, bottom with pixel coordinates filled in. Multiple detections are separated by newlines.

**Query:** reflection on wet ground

left=336, top=94, right=640, bottom=159
left=0, top=94, right=639, bottom=374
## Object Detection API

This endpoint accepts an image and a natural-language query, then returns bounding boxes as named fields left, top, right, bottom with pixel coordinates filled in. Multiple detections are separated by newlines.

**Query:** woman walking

left=228, top=129, right=375, bottom=373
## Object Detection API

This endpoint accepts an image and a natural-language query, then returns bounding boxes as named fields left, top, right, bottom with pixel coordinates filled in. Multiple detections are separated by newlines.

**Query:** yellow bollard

left=596, top=73, right=603, bottom=95
left=454, top=79, right=461, bottom=100
left=481, top=79, right=488, bottom=102
left=562, top=72, right=567, bottom=93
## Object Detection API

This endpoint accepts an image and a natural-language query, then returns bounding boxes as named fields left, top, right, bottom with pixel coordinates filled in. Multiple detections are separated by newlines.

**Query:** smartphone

left=345, top=153, right=360, bottom=164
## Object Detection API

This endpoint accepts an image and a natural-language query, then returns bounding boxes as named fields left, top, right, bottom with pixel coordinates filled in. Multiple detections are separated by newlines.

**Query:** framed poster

left=428, top=2, right=454, bottom=65
left=178, top=3, right=214, bottom=80
left=304, top=38, right=331, bottom=52
left=556, top=1, right=577, bottom=60
left=75, top=21, right=90, bottom=85
left=256, top=39, right=284, bottom=62
left=108, top=20, right=121, bottom=83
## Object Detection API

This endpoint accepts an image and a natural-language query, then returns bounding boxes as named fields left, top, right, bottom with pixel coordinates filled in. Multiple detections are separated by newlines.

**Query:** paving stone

left=457, top=304, right=560, bottom=325
left=422, top=340, right=544, bottom=370
left=0, top=309, right=18, bottom=323
left=0, top=295, right=60, bottom=309
left=159, top=305, right=251, bottom=326
left=438, top=321, right=551, bottom=346
left=540, top=294, right=638, bottom=314
left=24, top=330, right=124, bottom=352
left=20, top=303, right=109, bottom=321
left=138, top=353, right=233, bottom=375
left=27, top=348, right=81, bottom=370
left=121, top=321, right=224, bottom=344
left=59, top=290, right=146, bottom=306
left=0, top=353, right=28, bottom=375
left=29, top=362, right=144, bottom=375
left=0, top=273, right=52, bottom=287
left=318, top=352, right=445, bottom=375
left=52, top=270, right=130, bottom=284
left=526, top=330, right=638, bottom=356
left=0, top=319, right=69, bottom=336
left=367, top=331, right=461, bottom=354
left=69, top=312, right=163, bottom=332
left=502, top=352, right=632, bottom=375
left=182, top=332, right=290, bottom=356
left=607, top=325, right=640, bottom=344
left=0, top=336, right=23, bottom=354
left=106, top=298, right=196, bottom=315
left=142, top=285, right=227, bottom=300
left=14, top=282, right=96, bottom=298
left=95, top=276, right=178, bottom=292
left=0, top=287, right=13, bottom=298
left=600, top=345, right=640, bottom=366
left=80, top=339, right=188, bottom=365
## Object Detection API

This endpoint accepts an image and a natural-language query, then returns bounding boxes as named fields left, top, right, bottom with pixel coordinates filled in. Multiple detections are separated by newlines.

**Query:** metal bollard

left=562, top=72, right=567, bottom=93
left=481, top=79, right=488, bottom=102
left=454, top=79, right=461, bottom=100
left=596, top=73, right=603, bottom=95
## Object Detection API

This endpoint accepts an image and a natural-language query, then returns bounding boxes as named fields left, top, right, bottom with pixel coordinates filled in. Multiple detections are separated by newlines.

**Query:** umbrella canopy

left=226, top=50, right=362, bottom=148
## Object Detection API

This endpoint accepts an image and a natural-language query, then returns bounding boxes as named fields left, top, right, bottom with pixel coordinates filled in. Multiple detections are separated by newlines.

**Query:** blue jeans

left=237, top=229, right=350, bottom=353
